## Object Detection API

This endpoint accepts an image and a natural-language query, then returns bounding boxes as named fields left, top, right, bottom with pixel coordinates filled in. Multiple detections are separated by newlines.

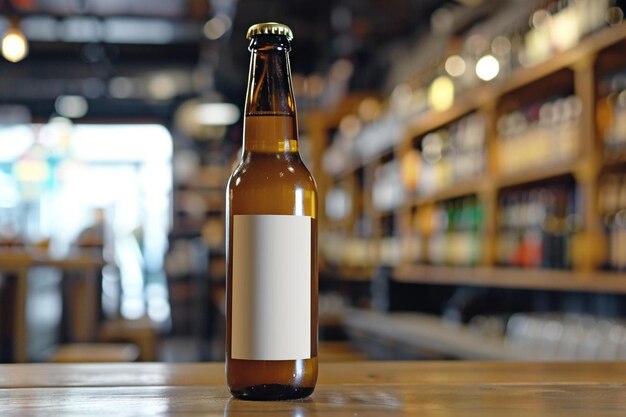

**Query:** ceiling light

left=196, top=103, right=240, bottom=126
left=475, top=55, right=500, bottom=81
left=444, top=55, right=466, bottom=77
left=2, top=26, right=28, bottom=63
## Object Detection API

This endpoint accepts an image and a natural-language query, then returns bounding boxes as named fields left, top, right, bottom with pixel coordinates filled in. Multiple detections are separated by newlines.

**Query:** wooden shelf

left=499, top=24, right=626, bottom=96
left=330, top=150, right=389, bottom=180
left=371, top=208, right=395, bottom=217
left=369, top=177, right=487, bottom=214
left=310, top=24, right=626, bottom=298
left=393, top=264, right=626, bottom=294
left=322, top=26, right=626, bottom=183
left=403, top=24, right=626, bottom=143
left=412, top=176, right=486, bottom=206
left=603, top=152, right=626, bottom=168
left=383, top=159, right=576, bottom=212
left=496, top=159, right=578, bottom=189
left=405, top=91, right=489, bottom=140
left=384, top=160, right=576, bottom=212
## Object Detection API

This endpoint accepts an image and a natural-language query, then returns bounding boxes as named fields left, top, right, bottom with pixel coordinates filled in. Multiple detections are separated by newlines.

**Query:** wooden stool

left=52, top=343, right=139, bottom=363
left=98, top=317, right=158, bottom=361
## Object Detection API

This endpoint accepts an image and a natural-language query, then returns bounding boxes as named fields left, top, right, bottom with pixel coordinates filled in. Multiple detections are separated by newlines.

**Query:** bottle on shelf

left=401, top=209, right=423, bottom=264
left=602, top=72, right=626, bottom=159
left=225, top=23, right=318, bottom=400
left=426, top=202, right=448, bottom=265
left=599, top=174, right=626, bottom=271
left=379, top=214, right=402, bottom=267
left=521, top=0, right=616, bottom=67
left=455, top=197, right=482, bottom=266
left=426, top=196, right=483, bottom=267
left=497, top=95, right=581, bottom=175
left=497, top=182, right=576, bottom=269
left=415, top=112, right=486, bottom=196
left=372, top=160, right=404, bottom=211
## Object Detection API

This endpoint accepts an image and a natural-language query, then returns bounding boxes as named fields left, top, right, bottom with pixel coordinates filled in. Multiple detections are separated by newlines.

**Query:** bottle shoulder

left=228, top=152, right=317, bottom=192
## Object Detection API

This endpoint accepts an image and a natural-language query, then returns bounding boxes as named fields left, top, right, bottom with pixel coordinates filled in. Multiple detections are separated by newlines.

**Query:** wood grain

left=1, top=362, right=625, bottom=415
left=2, top=361, right=626, bottom=388
left=0, top=363, right=225, bottom=388
left=1, top=379, right=626, bottom=416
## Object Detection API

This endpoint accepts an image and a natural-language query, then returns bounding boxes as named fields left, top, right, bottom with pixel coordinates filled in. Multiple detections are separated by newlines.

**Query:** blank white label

left=232, top=214, right=311, bottom=360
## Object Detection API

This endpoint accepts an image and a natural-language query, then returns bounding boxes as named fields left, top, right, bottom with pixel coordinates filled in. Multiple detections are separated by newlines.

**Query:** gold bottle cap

left=246, top=22, right=293, bottom=41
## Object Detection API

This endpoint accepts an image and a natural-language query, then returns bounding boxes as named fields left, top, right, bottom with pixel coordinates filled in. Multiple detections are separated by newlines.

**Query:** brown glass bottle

left=225, top=23, right=318, bottom=400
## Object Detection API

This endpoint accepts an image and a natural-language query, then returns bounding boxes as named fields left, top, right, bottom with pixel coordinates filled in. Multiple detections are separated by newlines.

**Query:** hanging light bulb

left=2, top=20, right=29, bottom=63
left=475, top=55, right=499, bottom=81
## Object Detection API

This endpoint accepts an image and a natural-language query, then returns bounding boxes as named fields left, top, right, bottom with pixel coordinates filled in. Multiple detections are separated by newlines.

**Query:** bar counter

left=1, top=361, right=624, bottom=415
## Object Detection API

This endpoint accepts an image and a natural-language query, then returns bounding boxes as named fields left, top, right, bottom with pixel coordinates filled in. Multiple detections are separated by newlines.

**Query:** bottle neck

left=243, top=37, right=298, bottom=153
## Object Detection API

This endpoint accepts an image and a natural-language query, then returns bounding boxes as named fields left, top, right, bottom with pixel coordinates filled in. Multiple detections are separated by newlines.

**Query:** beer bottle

left=225, top=22, right=318, bottom=400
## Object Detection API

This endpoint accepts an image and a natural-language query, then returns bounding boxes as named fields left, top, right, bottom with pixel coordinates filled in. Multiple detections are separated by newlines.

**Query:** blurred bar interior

left=1, top=0, right=626, bottom=363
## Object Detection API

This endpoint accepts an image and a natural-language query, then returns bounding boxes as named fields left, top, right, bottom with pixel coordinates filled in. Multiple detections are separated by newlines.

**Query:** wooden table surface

left=1, top=361, right=625, bottom=416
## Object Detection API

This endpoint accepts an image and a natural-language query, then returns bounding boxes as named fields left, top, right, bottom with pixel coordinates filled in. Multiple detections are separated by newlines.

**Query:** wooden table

left=1, top=361, right=625, bottom=415
left=0, top=250, right=103, bottom=362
